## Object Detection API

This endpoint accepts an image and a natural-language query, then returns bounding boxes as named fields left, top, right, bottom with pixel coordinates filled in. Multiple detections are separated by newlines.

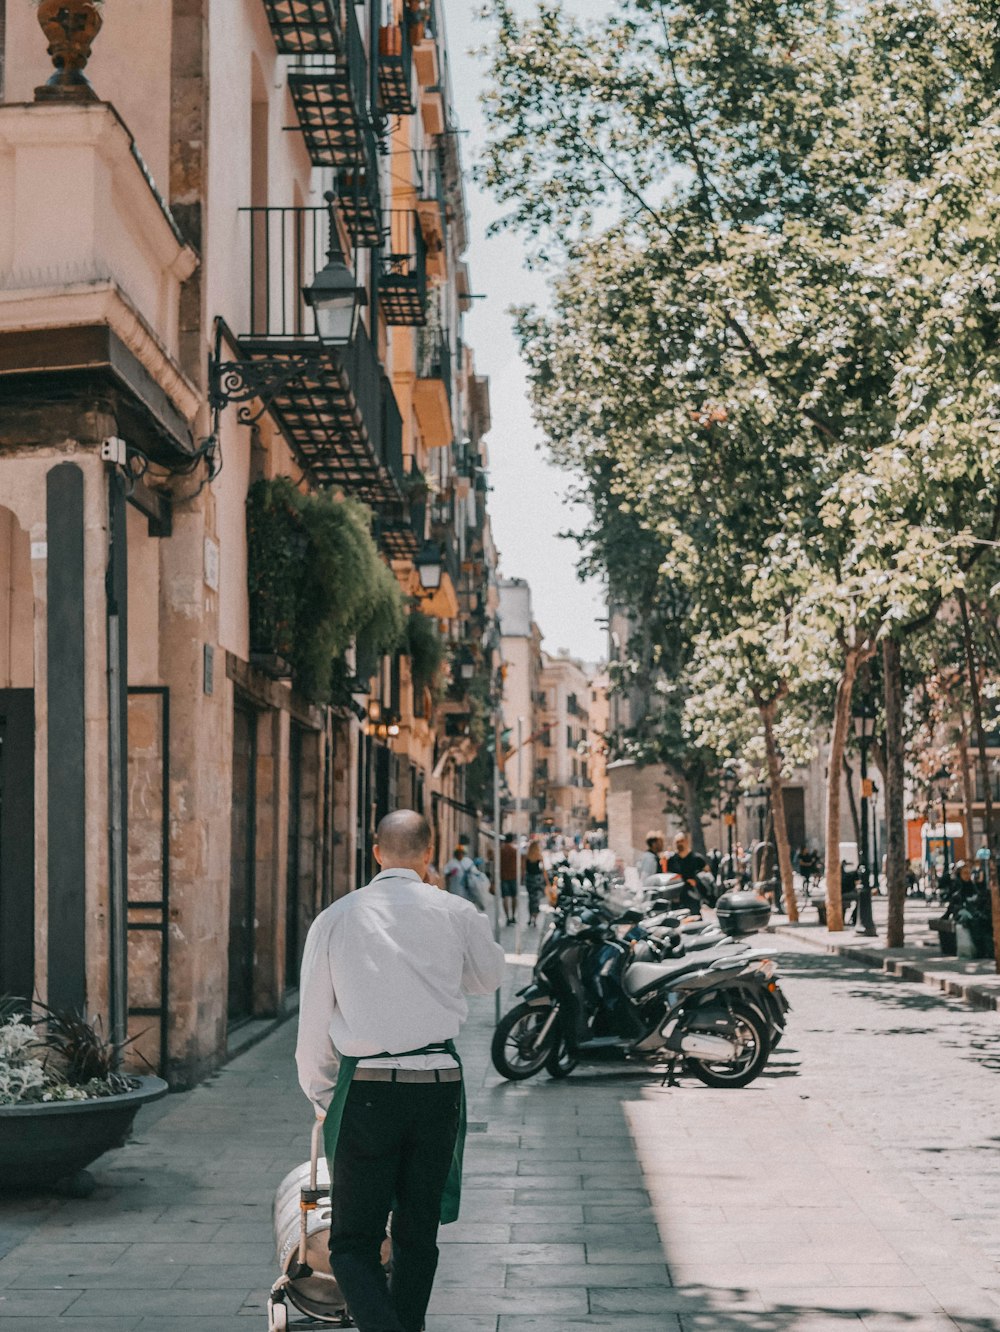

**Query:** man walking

left=499, top=831, right=518, bottom=924
left=296, top=810, right=505, bottom=1332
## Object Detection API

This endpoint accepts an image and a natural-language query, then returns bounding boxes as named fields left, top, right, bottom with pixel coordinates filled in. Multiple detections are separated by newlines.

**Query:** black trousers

left=329, top=1078, right=462, bottom=1332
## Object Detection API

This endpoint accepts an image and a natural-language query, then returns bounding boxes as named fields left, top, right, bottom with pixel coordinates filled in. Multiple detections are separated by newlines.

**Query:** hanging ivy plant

left=406, top=609, right=446, bottom=703
left=246, top=478, right=406, bottom=704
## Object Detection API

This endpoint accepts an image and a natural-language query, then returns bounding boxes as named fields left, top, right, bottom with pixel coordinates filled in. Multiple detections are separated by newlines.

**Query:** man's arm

left=460, top=907, right=506, bottom=994
left=295, top=912, right=340, bottom=1115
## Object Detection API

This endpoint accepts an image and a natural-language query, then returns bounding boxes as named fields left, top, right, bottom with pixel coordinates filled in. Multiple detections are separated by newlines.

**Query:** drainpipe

left=105, top=460, right=128, bottom=1053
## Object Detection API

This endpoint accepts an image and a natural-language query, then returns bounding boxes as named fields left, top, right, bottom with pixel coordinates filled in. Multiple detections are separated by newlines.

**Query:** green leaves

left=483, top=0, right=1000, bottom=798
left=246, top=478, right=406, bottom=704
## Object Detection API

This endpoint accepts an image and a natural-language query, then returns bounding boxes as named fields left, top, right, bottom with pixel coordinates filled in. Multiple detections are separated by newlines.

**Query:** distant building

left=588, top=671, right=610, bottom=829
left=537, top=651, right=594, bottom=837
left=498, top=579, right=543, bottom=835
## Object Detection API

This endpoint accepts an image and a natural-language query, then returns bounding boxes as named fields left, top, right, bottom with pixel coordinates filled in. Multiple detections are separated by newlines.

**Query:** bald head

left=374, top=809, right=434, bottom=874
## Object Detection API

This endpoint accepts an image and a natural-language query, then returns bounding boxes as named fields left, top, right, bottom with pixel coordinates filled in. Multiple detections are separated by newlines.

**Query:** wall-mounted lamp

left=415, top=541, right=444, bottom=591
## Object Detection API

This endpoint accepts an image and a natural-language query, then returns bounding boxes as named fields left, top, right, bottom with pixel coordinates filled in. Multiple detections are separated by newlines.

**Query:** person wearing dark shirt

left=499, top=833, right=518, bottom=925
left=667, top=833, right=708, bottom=914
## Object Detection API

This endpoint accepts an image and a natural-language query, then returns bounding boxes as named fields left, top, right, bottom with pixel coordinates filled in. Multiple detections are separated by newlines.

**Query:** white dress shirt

left=295, top=868, right=506, bottom=1112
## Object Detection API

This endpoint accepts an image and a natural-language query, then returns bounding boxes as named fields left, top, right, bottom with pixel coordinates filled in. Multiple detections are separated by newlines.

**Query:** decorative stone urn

left=34, top=0, right=104, bottom=103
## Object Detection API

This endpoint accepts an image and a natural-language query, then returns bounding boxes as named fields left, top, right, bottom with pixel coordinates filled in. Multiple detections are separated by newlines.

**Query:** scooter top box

left=715, top=889, right=772, bottom=937
left=640, top=873, right=685, bottom=904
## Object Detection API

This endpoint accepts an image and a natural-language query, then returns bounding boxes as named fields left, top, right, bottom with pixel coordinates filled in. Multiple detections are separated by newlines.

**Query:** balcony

left=261, top=0, right=343, bottom=55
left=237, top=205, right=404, bottom=505
left=373, top=382, right=418, bottom=559
left=336, top=115, right=382, bottom=248
left=287, top=3, right=369, bottom=167
left=0, top=103, right=198, bottom=460
left=407, top=0, right=439, bottom=86
left=416, top=146, right=446, bottom=277
left=420, top=85, right=446, bottom=137
left=379, top=211, right=427, bottom=326
left=414, top=328, right=453, bottom=448
left=377, top=22, right=415, bottom=117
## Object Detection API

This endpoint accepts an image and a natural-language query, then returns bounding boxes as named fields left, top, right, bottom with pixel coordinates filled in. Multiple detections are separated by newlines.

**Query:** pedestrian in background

left=524, top=837, right=549, bottom=925
left=637, top=831, right=665, bottom=882
left=667, top=832, right=709, bottom=915
left=499, top=831, right=518, bottom=925
left=296, top=809, right=505, bottom=1332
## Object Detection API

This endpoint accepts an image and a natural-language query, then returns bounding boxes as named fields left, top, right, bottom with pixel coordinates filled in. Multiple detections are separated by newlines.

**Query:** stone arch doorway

left=0, top=505, right=35, bottom=1004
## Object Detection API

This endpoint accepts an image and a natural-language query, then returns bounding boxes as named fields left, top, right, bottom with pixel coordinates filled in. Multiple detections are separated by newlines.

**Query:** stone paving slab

left=0, top=937, right=998, bottom=1332
left=771, top=897, right=1000, bottom=1011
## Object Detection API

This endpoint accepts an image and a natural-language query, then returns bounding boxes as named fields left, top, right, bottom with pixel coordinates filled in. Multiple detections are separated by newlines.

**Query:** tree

left=482, top=0, right=1000, bottom=940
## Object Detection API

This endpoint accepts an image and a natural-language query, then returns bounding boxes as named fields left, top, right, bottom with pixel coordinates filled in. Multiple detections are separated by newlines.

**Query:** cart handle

left=309, top=1118, right=323, bottom=1192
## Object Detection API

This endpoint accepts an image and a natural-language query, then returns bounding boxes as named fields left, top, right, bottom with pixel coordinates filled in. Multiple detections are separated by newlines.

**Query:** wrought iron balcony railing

left=261, top=0, right=344, bottom=55
left=377, top=20, right=415, bottom=116
left=336, top=114, right=382, bottom=249
left=417, top=328, right=451, bottom=403
left=231, top=205, right=404, bottom=506
left=379, top=210, right=427, bottom=326
left=287, top=2, right=369, bottom=167
left=415, top=144, right=446, bottom=275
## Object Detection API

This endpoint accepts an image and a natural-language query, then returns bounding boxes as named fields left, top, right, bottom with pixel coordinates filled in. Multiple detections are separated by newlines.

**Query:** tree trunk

left=761, top=705, right=799, bottom=922
left=883, top=636, right=907, bottom=948
left=957, top=591, right=1000, bottom=972
left=683, top=774, right=708, bottom=855
left=825, top=653, right=860, bottom=932
left=956, top=708, right=977, bottom=859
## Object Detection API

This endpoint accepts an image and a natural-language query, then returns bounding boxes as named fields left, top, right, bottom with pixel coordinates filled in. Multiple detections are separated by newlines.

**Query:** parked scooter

left=492, top=888, right=784, bottom=1088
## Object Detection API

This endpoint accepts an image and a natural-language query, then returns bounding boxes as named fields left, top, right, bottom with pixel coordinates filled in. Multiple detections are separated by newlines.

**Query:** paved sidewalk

left=772, top=896, right=1000, bottom=1012
left=1, top=945, right=998, bottom=1331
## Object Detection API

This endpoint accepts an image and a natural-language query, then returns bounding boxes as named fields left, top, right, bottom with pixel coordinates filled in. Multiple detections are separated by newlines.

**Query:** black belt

left=353, top=1067, right=462, bottom=1083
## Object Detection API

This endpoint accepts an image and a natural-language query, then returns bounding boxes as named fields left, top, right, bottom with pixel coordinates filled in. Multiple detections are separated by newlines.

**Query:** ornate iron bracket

left=208, top=352, right=322, bottom=427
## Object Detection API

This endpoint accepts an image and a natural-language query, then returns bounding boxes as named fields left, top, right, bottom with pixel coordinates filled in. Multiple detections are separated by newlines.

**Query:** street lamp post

left=851, top=695, right=877, bottom=936
left=747, top=785, right=768, bottom=881
left=721, top=763, right=740, bottom=879
left=932, top=764, right=952, bottom=885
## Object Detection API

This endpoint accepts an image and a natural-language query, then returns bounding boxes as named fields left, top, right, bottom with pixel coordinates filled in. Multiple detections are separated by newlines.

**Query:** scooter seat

left=623, top=956, right=702, bottom=996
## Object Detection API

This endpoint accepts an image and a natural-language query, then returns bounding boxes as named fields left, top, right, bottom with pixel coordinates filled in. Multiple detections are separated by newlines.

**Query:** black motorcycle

left=492, top=892, right=779, bottom=1089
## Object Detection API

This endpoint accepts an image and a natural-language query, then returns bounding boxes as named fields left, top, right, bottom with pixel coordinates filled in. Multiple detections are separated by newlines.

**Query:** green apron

left=322, top=1040, right=466, bottom=1224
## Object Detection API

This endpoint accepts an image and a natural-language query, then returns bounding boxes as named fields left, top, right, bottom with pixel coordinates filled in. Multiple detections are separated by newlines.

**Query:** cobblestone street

left=1, top=939, right=998, bottom=1332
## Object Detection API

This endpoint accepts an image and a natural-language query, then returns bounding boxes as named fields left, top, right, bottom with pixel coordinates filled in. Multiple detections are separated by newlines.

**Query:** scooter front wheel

left=684, top=1003, right=771, bottom=1089
left=491, top=1003, right=558, bottom=1080
left=544, top=1031, right=578, bottom=1080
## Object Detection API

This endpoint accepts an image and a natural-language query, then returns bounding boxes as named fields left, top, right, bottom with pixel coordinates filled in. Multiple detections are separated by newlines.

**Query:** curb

left=769, top=923, right=1000, bottom=1013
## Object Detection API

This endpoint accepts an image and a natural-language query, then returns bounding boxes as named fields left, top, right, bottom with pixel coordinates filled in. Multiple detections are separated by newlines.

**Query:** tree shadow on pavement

left=776, top=950, right=957, bottom=1013
left=668, top=1285, right=1000, bottom=1331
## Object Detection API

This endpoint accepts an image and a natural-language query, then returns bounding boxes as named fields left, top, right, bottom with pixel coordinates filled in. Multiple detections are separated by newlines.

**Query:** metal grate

left=260, top=0, right=343, bottom=55
left=337, top=116, right=383, bottom=248
left=377, top=21, right=415, bottom=116
left=379, top=210, right=427, bottom=326
left=238, top=332, right=402, bottom=505
left=286, top=1, right=369, bottom=166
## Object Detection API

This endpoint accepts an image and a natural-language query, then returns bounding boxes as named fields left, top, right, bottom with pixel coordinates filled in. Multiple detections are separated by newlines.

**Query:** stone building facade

left=0, top=0, right=496, bottom=1086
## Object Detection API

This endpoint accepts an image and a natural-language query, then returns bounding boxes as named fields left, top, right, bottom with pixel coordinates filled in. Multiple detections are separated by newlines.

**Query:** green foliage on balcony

left=247, top=477, right=405, bottom=704
left=407, top=609, right=446, bottom=705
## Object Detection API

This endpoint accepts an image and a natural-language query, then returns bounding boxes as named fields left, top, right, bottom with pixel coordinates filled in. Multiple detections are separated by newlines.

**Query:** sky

left=443, top=1, right=610, bottom=665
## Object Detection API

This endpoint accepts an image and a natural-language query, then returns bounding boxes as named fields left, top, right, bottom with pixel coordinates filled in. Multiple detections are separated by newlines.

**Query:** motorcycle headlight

left=750, top=958, right=776, bottom=980
left=565, top=914, right=584, bottom=936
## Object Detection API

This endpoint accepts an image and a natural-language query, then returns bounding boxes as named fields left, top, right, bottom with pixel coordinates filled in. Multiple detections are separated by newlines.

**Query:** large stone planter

left=0, top=1075, right=168, bottom=1192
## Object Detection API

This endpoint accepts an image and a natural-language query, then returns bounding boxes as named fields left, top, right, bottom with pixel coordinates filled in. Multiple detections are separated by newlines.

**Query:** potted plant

left=0, top=1000, right=167, bottom=1191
